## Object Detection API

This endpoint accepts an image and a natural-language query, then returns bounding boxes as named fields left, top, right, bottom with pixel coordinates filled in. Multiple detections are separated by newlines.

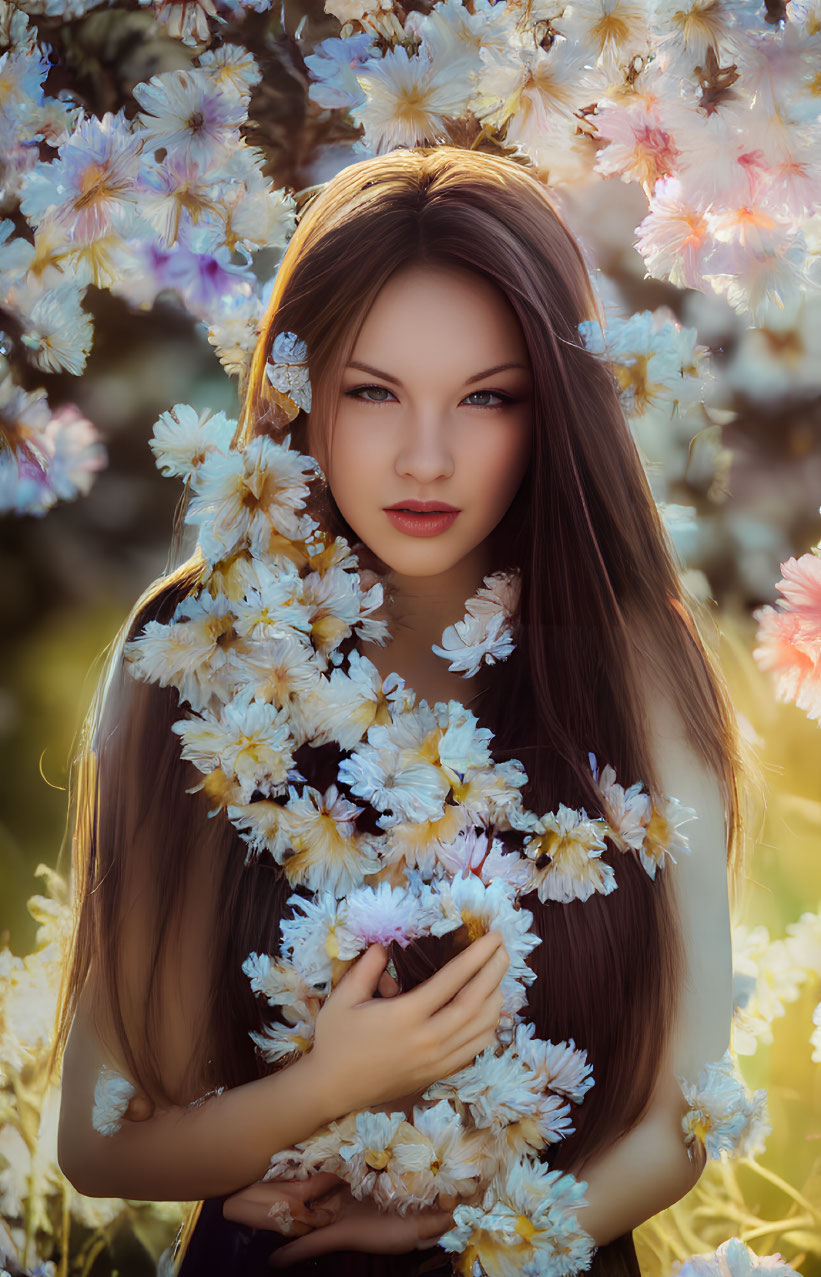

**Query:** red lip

left=384, top=500, right=461, bottom=512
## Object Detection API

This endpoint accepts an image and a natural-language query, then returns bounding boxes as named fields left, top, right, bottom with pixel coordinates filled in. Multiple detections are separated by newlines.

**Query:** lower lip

left=384, top=509, right=460, bottom=537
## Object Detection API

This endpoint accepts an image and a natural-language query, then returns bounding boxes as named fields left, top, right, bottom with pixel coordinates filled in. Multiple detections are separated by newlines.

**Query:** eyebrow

left=345, top=360, right=530, bottom=387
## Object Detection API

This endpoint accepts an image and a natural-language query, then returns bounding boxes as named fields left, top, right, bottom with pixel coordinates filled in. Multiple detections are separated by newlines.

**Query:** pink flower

left=753, top=552, right=821, bottom=722
left=595, top=96, right=680, bottom=191
left=635, top=177, right=715, bottom=290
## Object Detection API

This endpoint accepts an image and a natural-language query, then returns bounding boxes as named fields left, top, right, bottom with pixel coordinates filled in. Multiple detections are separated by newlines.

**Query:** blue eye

left=346, top=385, right=395, bottom=404
left=463, top=390, right=513, bottom=408
left=344, top=385, right=516, bottom=409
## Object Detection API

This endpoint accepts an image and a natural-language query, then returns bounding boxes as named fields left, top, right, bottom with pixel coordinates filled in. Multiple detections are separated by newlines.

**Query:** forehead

left=350, top=262, right=530, bottom=367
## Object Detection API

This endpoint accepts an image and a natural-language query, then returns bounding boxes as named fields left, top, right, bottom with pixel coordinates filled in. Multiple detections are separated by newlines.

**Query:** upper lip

left=384, top=500, right=461, bottom=513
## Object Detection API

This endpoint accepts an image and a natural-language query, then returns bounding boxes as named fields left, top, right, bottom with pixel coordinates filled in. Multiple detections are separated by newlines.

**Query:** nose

left=394, top=411, right=455, bottom=482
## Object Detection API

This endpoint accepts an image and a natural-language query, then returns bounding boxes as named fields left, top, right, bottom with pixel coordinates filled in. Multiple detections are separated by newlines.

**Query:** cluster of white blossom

left=732, top=908, right=821, bottom=1061
left=111, top=361, right=770, bottom=1273
left=1, top=23, right=294, bottom=513
left=3, top=0, right=819, bottom=527
left=312, top=0, right=821, bottom=324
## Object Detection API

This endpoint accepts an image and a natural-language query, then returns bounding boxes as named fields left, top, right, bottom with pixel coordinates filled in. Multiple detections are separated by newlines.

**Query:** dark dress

left=175, top=1193, right=642, bottom=1275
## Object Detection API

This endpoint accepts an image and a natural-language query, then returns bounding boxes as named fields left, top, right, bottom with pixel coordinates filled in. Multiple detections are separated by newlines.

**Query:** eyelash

left=344, top=385, right=517, bottom=410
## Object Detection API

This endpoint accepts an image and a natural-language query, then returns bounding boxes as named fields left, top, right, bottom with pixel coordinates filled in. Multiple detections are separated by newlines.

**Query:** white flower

left=811, top=999, right=821, bottom=1063
left=338, top=1109, right=407, bottom=1191
left=132, top=67, right=246, bottom=167
left=229, top=796, right=294, bottom=864
left=674, top=1236, right=801, bottom=1277
left=434, top=699, right=495, bottom=776
left=91, top=1064, right=136, bottom=1136
left=20, top=282, right=94, bottom=376
left=185, top=435, right=317, bottom=564
left=431, top=875, right=540, bottom=1015
left=577, top=310, right=707, bottom=419
left=300, top=652, right=392, bottom=751
left=677, top=1048, right=771, bottom=1160
left=520, top=804, right=616, bottom=904
left=785, top=908, right=821, bottom=977
left=334, top=881, right=442, bottom=958
left=172, top=696, right=295, bottom=802
left=730, top=923, right=805, bottom=1055
left=636, top=791, right=696, bottom=880
left=378, top=803, right=476, bottom=879
left=300, top=565, right=382, bottom=660
left=349, top=46, right=475, bottom=154
left=278, top=892, right=345, bottom=986
left=149, top=403, right=235, bottom=480
left=391, top=1100, right=488, bottom=1203
left=219, top=153, right=297, bottom=255
left=588, top=753, right=651, bottom=852
left=555, top=0, right=650, bottom=69
left=231, top=558, right=314, bottom=641
left=125, top=590, right=237, bottom=713
left=405, top=0, right=517, bottom=70
left=635, top=176, right=716, bottom=291
left=438, top=1154, right=594, bottom=1277
left=338, top=720, right=451, bottom=827
left=264, top=1119, right=350, bottom=1182
left=231, top=635, right=323, bottom=734
left=249, top=1017, right=317, bottom=1062
left=19, top=109, right=141, bottom=241
left=426, top=1045, right=543, bottom=1132
left=436, top=827, right=533, bottom=894
left=512, top=1022, right=595, bottom=1106
left=306, top=33, right=376, bottom=111
left=432, top=569, right=520, bottom=678
left=265, top=330, right=312, bottom=414
left=242, top=951, right=327, bottom=1021
left=275, top=783, right=382, bottom=896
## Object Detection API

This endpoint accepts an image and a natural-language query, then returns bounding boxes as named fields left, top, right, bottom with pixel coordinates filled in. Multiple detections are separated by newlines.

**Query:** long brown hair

left=50, top=146, right=754, bottom=1178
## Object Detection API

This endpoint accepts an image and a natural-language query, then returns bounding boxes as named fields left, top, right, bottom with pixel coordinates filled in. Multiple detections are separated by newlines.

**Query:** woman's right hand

left=306, top=930, right=509, bottom=1116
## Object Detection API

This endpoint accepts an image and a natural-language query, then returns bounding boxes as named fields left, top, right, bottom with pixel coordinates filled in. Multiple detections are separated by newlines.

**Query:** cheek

left=470, top=426, right=531, bottom=507
left=325, top=430, right=384, bottom=506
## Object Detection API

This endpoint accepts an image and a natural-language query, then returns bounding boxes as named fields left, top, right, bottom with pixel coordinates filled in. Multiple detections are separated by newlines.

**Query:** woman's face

left=309, top=262, right=533, bottom=578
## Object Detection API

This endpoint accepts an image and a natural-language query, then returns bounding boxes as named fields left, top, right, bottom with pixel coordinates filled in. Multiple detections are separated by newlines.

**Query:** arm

left=57, top=976, right=339, bottom=1201
left=568, top=1062, right=707, bottom=1246
left=58, top=933, right=509, bottom=1201
left=570, top=641, right=733, bottom=1244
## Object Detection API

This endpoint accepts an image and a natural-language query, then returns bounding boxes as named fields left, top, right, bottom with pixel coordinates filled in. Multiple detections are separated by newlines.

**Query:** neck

left=355, top=541, right=500, bottom=708
left=381, top=543, right=492, bottom=659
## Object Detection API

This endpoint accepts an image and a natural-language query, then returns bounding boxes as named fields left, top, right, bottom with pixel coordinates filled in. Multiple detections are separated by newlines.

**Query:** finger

left=437, top=1023, right=499, bottom=1078
left=223, top=1194, right=311, bottom=1235
left=444, top=1005, right=502, bottom=1064
left=377, top=969, right=400, bottom=998
left=415, top=1211, right=456, bottom=1249
left=429, top=946, right=508, bottom=1040
left=276, top=1173, right=346, bottom=1205
left=402, top=930, right=503, bottom=1017
left=331, top=943, right=389, bottom=1007
left=270, top=1219, right=351, bottom=1267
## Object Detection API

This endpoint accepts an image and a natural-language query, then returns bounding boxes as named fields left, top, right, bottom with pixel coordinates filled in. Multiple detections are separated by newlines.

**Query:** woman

left=52, top=146, right=749, bottom=1275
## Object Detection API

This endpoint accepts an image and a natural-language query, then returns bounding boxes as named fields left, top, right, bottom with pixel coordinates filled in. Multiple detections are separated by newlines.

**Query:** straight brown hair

left=50, top=146, right=754, bottom=1183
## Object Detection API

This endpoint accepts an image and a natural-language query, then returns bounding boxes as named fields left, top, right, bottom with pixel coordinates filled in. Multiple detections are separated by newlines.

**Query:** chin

left=381, top=550, right=475, bottom=579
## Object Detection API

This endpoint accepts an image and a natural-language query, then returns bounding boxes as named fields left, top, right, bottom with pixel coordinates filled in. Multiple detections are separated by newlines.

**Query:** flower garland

left=91, top=332, right=769, bottom=1276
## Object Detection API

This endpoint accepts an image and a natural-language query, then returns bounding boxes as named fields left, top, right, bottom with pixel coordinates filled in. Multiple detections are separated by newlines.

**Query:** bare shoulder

left=623, top=598, right=734, bottom=1080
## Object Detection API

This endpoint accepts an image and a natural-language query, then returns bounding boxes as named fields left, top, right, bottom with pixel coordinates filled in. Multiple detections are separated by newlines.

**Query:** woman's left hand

left=222, top=1175, right=455, bottom=1267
